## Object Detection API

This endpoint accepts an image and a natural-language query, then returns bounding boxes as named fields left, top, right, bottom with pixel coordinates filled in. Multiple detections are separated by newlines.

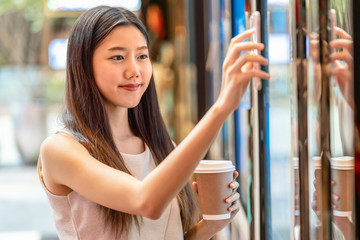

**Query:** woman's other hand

left=191, top=171, right=241, bottom=235
left=311, top=178, right=338, bottom=215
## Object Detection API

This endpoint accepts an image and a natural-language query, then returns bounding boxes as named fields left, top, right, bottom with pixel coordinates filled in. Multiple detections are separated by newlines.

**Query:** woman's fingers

left=223, top=42, right=264, bottom=69
left=233, top=171, right=239, bottom=180
left=330, top=51, right=353, bottom=68
left=229, top=28, right=256, bottom=47
left=332, top=193, right=340, bottom=201
left=222, top=54, right=269, bottom=93
left=242, top=62, right=254, bottom=72
left=225, top=192, right=240, bottom=204
left=334, top=26, right=352, bottom=40
left=330, top=39, right=353, bottom=54
left=223, top=28, right=265, bottom=69
left=236, top=69, right=271, bottom=81
left=331, top=67, right=349, bottom=82
left=313, top=190, right=317, bottom=200
left=228, top=54, right=269, bottom=74
left=229, top=200, right=241, bottom=213
left=311, top=200, right=318, bottom=212
left=230, top=181, right=239, bottom=192
left=312, top=180, right=342, bottom=213
left=217, top=30, right=270, bottom=112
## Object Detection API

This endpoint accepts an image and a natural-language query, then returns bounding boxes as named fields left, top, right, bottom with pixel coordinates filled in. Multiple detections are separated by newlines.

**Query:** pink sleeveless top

left=38, top=143, right=183, bottom=240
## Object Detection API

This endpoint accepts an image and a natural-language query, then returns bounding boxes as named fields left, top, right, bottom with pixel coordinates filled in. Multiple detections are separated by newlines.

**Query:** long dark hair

left=62, top=5, right=200, bottom=236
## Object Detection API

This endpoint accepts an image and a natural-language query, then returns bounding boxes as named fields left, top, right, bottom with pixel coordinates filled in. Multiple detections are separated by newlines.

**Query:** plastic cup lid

left=194, top=160, right=235, bottom=173
left=312, top=156, right=321, bottom=169
left=331, top=156, right=354, bottom=169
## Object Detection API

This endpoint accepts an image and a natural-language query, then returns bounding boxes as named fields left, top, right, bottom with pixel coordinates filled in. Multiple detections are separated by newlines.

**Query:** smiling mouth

left=119, top=84, right=140, bottom=91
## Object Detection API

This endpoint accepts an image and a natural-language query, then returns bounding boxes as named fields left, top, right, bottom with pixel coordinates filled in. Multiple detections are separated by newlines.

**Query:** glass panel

left=328, top=0, right=354, bottom=239
left=232, top=0, right=250, bottom=213
left=265, top=0, right=297, bottom=238
left=306, top=0, right=321, bottom=238
left=307, top=0, right=355, bottom=239
left=206, top=0, right=223, bottom=159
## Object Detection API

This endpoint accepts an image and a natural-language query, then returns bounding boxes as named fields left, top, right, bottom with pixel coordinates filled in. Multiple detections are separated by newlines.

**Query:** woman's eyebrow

left=107, top=46, right=148, bottom=51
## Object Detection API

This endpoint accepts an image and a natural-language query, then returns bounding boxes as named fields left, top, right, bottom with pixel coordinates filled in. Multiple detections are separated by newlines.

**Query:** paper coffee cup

left=331, top=156, right=354, bottom=217
left=312, top=156, right=322, bottom=190
left=194, top=160, right=235, bottom=220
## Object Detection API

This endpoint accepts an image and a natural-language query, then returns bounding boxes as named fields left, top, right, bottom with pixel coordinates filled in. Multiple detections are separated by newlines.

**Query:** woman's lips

left=119, top=84, right=140, bottom=91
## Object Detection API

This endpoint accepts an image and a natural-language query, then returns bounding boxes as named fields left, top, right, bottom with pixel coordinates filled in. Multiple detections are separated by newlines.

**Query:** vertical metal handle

left=318, top=0, right=333, bottom=238
left=296, top=0, right=310, bottom=238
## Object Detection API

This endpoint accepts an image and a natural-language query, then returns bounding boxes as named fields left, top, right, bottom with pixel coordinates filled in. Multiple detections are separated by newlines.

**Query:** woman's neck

left=106, top=104, right=144, bottom=154
left=106, top=105, right=131, bottom=138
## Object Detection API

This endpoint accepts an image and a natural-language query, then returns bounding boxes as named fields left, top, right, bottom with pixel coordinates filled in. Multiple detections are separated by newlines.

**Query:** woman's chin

left=123, top=100, right=141, bottom=109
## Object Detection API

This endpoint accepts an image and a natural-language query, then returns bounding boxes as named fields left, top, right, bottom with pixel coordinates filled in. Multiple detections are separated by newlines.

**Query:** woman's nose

left=124, top=57, right=140, bottom=79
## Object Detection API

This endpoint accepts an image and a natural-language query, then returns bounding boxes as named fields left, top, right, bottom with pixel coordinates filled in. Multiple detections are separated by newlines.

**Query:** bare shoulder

left=39, top=133, right=91, bottom=195
left=40, top=132, right=88, bottom=161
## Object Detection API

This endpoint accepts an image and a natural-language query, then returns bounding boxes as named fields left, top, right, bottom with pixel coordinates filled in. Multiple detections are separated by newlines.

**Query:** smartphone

left=250, top=11, right=261, bottom=90
left=329, top=9, right=337, bottom=44
left=329, top=9, right=339, bottom=84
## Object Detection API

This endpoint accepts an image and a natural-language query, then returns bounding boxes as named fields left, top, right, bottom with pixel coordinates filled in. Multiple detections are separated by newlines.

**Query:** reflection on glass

left=306, top=1, right=321, bottom=239
left=308, top=0, right=355, bottom=239
left=328, top=1, right=354, bottom=239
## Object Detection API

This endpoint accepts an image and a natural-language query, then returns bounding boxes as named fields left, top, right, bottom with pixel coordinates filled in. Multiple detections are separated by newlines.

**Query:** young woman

left=38, top=6, right=269, bottom=240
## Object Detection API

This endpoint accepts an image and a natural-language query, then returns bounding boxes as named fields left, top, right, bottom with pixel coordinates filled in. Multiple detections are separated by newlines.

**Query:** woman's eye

left=112, top=55, right=124, bottom=60
left=138, top=54, right=148, bottom=60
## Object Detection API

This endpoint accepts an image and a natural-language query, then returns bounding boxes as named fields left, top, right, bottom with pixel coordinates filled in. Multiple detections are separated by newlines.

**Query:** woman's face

left=92, top=25, right=152, bottom=109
